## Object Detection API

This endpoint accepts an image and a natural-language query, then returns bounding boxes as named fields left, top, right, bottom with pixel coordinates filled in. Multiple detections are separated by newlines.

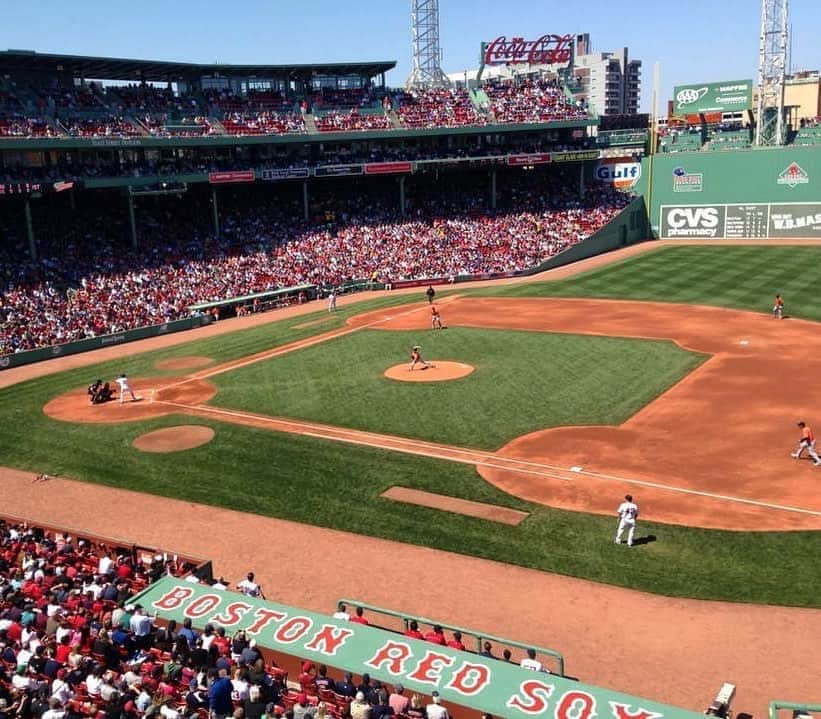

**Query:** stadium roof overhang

left=0, top=50, right=396, bottom=82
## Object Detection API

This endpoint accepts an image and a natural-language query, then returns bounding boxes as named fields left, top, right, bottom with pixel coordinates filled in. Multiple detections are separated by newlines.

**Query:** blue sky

left=1, top=0, right=818, bottom=112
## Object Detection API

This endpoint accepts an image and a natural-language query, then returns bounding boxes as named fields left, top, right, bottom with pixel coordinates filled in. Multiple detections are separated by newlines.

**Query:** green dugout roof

left=0, top=49, right=395, bottom=81
left=188, top=284, right=316, bottom=311
left=133, top=576, right=705, bottom=719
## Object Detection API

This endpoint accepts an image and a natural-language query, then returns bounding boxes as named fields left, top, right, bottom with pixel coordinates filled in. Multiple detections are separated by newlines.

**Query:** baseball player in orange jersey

left=773, top=294, right=784, bottom=319
left=430, top=304, right=443, bottom=330
left=792, top=421, right=821, bottom=466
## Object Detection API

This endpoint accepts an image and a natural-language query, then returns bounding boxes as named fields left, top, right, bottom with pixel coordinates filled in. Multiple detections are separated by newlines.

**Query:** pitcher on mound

left=409, top=346, right=432, bottom=371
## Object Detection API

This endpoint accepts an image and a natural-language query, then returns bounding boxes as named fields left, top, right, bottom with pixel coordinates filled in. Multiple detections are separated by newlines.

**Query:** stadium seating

left=482, top=78, right=587, bottom=124
left=0, top=78, right=596, bottom=138
left=0, top=177, right=630, bottom=354
left=314, top=109, right=393, bottom=132
left=793, top=120, right=821, bottom=146
left=658, top=130, right=703, bottom=153
left=396, top=87, right=485, bottom=128
left=0, top=517, right=299, bottom=719
left=706, top=126, right=751, bottom=151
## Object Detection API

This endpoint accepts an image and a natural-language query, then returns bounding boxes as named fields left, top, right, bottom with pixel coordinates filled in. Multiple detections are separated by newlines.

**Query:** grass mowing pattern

left=480, top=245, right=821, bottom=320
left=4, top=247, right=821, bottom=605
left=0, top=380, right=819, bottom=606
left=209, top=327, right=704, bottom=449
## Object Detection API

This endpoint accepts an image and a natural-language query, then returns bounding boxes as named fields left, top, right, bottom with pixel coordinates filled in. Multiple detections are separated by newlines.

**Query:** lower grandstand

left=0, top=171, right=629, bottom=355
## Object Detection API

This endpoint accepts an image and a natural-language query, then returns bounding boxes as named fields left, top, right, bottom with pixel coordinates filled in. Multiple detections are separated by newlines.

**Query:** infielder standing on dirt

left=773, top=294, right=784, bottom=319
left=615, top=494, right=639, bottom=546
left=328, top=290, right=337, bottom=312
left=792, top=421, right=821, bottom=466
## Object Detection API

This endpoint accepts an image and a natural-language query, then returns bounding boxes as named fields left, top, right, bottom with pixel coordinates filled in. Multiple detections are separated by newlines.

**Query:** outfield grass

left=4, top=247, right=821, bottom=606
left=479, top=245, right=821, bottom=320
left=209, top=327, right=704, bottom=449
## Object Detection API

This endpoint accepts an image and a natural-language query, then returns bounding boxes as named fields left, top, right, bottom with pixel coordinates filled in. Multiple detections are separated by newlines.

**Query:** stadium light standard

left=406, top=0, right=450, bottom=90
left=755, top=0, right=788, bottom=146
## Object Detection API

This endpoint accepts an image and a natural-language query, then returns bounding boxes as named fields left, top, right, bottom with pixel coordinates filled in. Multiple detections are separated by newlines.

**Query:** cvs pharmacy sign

left=595, top=160, right=642, bottom=189
left=660, top=205, right=726, bottom=238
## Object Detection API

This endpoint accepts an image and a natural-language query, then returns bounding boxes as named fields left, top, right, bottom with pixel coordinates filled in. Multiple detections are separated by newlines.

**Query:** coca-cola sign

left=483, top=34, right=572, bottom=66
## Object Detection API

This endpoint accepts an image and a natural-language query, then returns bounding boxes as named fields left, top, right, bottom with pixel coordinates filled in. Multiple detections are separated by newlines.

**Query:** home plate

left=569, top=466, right=584, bottom=473
left=739, top=340, right=750, bottom=346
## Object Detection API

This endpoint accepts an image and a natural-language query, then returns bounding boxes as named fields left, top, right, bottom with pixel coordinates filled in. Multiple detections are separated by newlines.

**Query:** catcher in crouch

left=409, top=345, right=432, bottom=371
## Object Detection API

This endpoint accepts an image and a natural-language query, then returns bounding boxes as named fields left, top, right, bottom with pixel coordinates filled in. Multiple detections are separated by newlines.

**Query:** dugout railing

left=335, top=596, right=567, bottom=677
left=769, top=701, right=821, bottom=719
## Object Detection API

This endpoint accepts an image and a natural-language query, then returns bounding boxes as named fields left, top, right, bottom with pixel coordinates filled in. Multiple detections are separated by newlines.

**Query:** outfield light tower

left=406, top=0, right=450, bottom=90
left=755, top=0, right=789, bottom=146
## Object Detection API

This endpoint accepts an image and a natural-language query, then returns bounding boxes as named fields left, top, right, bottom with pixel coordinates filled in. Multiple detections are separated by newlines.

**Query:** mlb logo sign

left=777, top=163, right=809, bottom=188
left=594, top=160, right=641, bottom=190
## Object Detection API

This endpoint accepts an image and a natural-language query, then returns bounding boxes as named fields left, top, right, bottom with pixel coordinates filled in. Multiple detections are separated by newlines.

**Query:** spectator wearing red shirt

left=404, top=620, right=424, bottom=640
left=350, top=607, right=369, bottom=625
left=423, top=625, right=446, bottom=645
left=447, top=631, right=465, bottom=651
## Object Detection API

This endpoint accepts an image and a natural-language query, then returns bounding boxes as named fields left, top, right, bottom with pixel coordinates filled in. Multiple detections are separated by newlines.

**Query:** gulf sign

left=595, top=159, right=642, bottom=189
left=135, top=577, right=703, bottom=719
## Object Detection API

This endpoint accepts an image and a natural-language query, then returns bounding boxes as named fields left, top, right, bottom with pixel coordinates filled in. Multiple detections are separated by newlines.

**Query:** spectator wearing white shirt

left=425, top=692, right=450, bottom=719
left=519, top=648, right=549, bottom=673
left=237, top=572, right=264, bottom=599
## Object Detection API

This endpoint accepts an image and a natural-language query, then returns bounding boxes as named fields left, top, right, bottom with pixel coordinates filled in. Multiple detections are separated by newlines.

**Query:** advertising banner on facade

left=660, top=202, right=821, bottom=239
left=364, top=162, right=414, bottom=175
left=208, top=170, right=255, bottom=184
left=134, top=577, right=704, bottom=719
left=671, top=80, right=752, bottom=114
left=483, top=35, right=572, bottom=66
left=551, top=150, right=600, bottom=163
left=507, top=153, right=552, bottom=166
left=595, top=159, right=642, bottom=190
left=260, top=168, right=310, bottom=181
left=315, top=164, right=364, bottom=177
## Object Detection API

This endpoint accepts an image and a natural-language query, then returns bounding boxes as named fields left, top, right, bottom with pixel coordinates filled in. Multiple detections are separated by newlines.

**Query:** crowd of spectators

left=0, top=79, right=595, bottom=139
left=1, top=518, right=546, bottom=719
left=314, top=111, right=392, bottom=133
left=396, top=89, right=483, bottom=129
left=482, top=78, right=587, bottom=124
left=221, top=114, right=306, bottom=137
left=0, top=175, right=630, bottom=355
left=59, top=117, right=142, bottom=139
left=0, top=520, right=214, bottom=719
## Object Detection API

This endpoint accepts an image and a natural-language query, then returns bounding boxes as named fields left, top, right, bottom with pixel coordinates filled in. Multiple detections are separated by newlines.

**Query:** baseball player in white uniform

left=328, top=290, right=337, bottom=312
left=615, top=494, right=639, bottom=546
left=116, top=374, right=140, bottom=404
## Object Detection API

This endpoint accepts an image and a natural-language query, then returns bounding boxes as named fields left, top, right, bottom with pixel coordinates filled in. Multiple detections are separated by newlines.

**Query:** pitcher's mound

left=384, top=361, right=475, bottom=382
left=133, top=425, right=215, bottom=453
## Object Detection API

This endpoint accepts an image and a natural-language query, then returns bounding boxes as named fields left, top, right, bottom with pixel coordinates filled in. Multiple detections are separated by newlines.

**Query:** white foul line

left=155, top=400, right=821, bottom=518
left=155, top=400, right=573, bottom=483
left=157, top=300, right=442, bottom=394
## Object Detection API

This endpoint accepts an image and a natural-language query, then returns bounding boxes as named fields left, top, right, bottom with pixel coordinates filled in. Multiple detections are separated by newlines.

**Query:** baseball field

left=3, top=242, right=821, bottom=613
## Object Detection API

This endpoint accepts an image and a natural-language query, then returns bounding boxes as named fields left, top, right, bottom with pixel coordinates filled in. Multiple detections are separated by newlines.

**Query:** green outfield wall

left=636, top=146, right=821, bottom=239
left=0, top=316, right=211, bottom=371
